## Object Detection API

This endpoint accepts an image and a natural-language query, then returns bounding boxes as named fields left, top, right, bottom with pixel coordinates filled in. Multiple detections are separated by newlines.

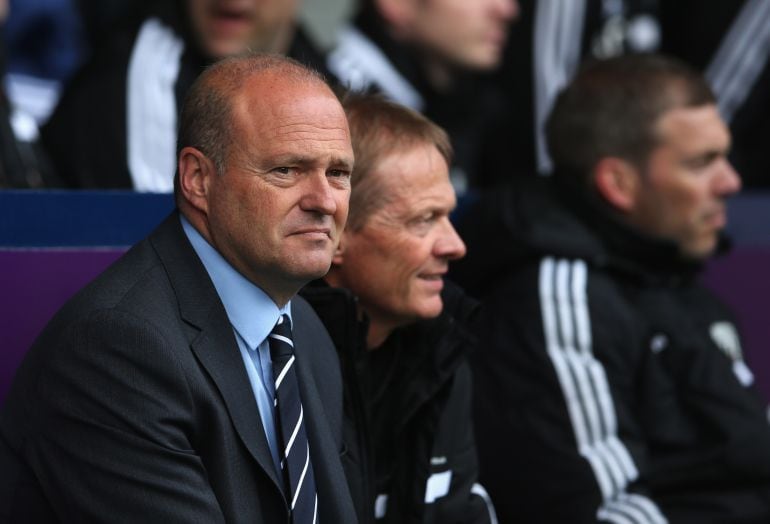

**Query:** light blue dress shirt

left=182, top=217, right=289, bottom=475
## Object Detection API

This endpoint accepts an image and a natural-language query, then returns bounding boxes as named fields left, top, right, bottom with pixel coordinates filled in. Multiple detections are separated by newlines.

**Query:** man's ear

left=332, top=233, right=347, bottom=267
left=178, top=147, right=216, bottom=215
left=593, top=157, right=640, bottom=212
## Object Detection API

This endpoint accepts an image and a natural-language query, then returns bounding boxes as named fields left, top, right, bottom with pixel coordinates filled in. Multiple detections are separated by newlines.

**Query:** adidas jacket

left=462, top=179, right=770, bottom=523
left=301, top=281, right=496, bottom=524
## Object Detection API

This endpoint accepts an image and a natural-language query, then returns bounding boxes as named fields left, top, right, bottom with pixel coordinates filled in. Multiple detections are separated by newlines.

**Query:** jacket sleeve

left=5, top=309, right=226, bottom=523
left=471, top=258, right=667, bottom=524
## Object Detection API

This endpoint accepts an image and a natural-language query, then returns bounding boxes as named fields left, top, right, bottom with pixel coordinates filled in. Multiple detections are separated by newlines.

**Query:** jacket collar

left=557, top=179, right=716, bottom=282
left=301, top=279, right=477, bottom=420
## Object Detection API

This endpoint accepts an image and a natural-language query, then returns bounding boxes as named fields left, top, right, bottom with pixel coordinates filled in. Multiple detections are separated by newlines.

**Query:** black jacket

left=456, top=178, right=770, bottom=523
left=40, top=0, right=327, bottom=189
left=301, top=281, right=495, bottom=524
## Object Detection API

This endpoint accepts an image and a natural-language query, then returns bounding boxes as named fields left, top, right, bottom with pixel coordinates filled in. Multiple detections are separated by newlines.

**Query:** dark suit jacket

left=0, top=213, right=358, bottom=523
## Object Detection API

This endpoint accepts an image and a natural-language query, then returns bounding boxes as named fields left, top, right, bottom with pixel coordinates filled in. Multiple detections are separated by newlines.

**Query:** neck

left=366, top=320, right=396, bottom=350
left=422, top=54, right=454, bottom=92
left=322, top=272, right=400, bottom=350
left=183, top=209, right=300, bottom=308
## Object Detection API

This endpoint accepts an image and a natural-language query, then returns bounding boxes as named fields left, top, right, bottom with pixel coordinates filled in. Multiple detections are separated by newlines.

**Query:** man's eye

left=688, top=159, right=710, bottom=169
left=273, top=167, right=293, bottom=175
left=408, top=214, right=436, bottom=230
left=686, top=153, right=720, bottom=170
left=327, top=169, right=350, bottom=178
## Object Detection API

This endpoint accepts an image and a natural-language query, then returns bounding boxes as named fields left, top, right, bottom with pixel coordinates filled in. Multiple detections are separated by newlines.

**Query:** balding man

left=0, top=54, right=358, bottom=523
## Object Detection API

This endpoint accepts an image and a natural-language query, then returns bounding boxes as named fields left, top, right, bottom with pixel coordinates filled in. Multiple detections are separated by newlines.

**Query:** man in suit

left=0, top=53, right=358, bottom=523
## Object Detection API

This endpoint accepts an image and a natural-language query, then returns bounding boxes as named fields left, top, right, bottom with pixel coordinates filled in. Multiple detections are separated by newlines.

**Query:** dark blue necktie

left=269, top=314, right=318, bottom=523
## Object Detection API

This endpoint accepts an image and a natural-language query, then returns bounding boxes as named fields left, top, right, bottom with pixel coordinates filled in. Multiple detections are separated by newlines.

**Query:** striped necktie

left=269, top=314, right=318, bottom=523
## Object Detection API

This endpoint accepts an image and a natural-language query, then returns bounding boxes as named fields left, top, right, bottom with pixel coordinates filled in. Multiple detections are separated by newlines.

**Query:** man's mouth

left=208, top=5, right=252, bottom=32
left=291, top=228, right=331, bottom=240
left=704, top=207, right=726, bottom=229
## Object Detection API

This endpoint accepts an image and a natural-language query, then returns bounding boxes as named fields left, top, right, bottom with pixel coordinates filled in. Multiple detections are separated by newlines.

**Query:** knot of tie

left=269, top=314, right=294, bottom=362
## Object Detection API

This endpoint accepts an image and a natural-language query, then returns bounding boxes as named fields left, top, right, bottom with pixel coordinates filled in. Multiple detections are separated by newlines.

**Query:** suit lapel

left=149, top=213, right=283, bottom=492
left=188, top=329, right=282, bottom=491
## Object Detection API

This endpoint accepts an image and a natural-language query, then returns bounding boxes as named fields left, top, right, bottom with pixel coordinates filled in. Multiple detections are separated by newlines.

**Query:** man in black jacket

left=41, top=0, right=327, bottom=190
left=325, top=0, right=518, bottom=193
left=302, top=94, right=495, bottom=523
left=461, top=54, right=770, bottom=523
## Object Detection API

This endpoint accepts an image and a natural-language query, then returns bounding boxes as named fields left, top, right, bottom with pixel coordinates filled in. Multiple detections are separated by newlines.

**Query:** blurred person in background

left=475, top=0, right=663, bottom=187
left=472, top=0, right=770, bottom=190
left=326, top=0, right=518, bottom=194
left=466, top=54, right=770, bottom=523
left=40, top=0, right=327, bottom=191
left=660, top=0, right=770, bottom=188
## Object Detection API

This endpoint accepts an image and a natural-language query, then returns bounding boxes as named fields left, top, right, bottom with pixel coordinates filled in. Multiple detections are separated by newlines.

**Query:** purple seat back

left=1, top=191, right=173, bottom=401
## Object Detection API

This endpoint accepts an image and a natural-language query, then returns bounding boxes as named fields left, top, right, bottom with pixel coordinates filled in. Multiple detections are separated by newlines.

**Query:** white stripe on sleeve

left=539, top=257, right=667, bottom=524
left=705, top=0, right=770, bottom=122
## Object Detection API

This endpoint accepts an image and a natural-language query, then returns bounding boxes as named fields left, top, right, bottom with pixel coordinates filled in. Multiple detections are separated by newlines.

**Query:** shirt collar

left=181, top=216, right=291, bottom=349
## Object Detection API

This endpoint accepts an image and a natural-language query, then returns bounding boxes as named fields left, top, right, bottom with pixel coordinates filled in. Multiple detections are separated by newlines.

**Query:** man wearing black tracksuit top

left=302, top=281, right=490, bottom=524
left=301, top=94, right=495, bottom=524
left=40, top=0, right=327, bottom=190
left=457, top=55, right=770, bottom=523
left=325, top=0, right=517, bottom=194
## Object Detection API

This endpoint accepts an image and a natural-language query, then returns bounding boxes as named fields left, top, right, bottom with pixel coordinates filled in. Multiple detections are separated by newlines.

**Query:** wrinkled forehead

left=376, top=144, right=453, bottom=197
left=234, top=71, right=341, bottom=122
left=231, top=78, right=352, bottom=157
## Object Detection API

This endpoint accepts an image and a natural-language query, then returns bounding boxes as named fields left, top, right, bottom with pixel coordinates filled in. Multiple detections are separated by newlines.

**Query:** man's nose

left=435, top=218, right=467, bottom=261
left=714, top=159, right=742, bottom=197
left=300, top=171, right=339, bottom=215
left=494, top=0, right=520, bottom=22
